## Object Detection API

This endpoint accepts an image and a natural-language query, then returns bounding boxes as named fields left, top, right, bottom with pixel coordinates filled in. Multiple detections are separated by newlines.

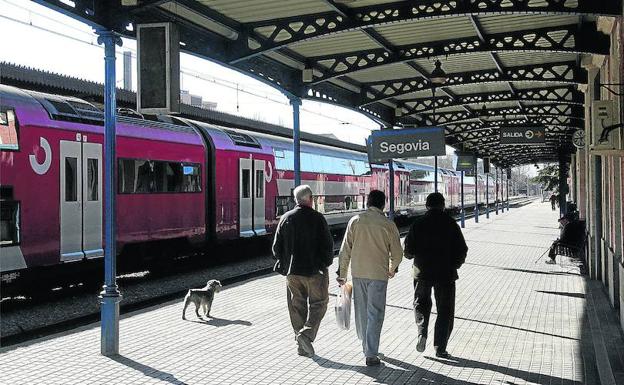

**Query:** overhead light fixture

left=302, top=68, right=313, bottom=83
left=430, top=60, right=448, bottom=85
left=478, top=105, right=490, bottom=122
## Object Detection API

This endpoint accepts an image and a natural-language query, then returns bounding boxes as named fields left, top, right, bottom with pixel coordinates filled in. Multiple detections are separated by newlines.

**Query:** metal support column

left=97, top=29, right=122, bottom=357
left=558, top=157, right=568, bottom=216
left=495, top=168, right=499, bottom=215
left=460, top=170, right=465, bottom=228
left=474, top=161, right=479, bottom=223
left=388, top=160, right=395, bottom=220
left=432, top=87, right=438, bottom=193
left=506, top=173, right=510, bottom=211
left=434, top=156, right=439, bottom=193
left=593, top=155, right=603, bottom=280
left=290, top=97, right=302, bottom=187
left=486, top=173, right=490, bottom=219
left=501, top=169, right=506, bottom=212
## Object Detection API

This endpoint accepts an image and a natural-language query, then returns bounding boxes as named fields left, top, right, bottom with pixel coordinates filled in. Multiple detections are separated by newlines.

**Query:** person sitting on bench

left=545, top=212, right=583, bottom=264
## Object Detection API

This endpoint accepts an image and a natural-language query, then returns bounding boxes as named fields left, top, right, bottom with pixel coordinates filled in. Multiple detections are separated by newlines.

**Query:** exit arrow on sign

left=499, top=126, right=546, bottom=145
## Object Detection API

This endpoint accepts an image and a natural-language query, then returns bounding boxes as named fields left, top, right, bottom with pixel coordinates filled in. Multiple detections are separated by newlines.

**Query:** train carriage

left=0, top=85, right=493, bottom=291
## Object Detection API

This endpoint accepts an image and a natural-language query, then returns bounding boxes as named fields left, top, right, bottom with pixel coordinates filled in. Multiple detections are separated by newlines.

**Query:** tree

left=531, top=164, right=559, bottom=192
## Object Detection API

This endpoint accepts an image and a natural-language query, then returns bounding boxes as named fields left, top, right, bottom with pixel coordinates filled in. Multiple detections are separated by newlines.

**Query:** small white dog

left=182, top=280, right=222, bottom=320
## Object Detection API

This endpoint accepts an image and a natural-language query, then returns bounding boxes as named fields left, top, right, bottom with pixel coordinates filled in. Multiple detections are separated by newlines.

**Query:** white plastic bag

left=335, top=282, right=352, bottom=330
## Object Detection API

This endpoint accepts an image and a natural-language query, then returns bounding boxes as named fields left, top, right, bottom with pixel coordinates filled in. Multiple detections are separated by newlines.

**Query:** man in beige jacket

left=337, top=190, right=403, bottom=366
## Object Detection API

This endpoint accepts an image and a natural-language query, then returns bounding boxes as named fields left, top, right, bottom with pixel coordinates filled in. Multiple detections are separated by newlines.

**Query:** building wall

left=577, top=15, right=624, bottom=330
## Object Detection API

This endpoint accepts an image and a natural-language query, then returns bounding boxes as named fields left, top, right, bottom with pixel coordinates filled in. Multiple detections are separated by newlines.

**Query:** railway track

left=1, top=198, right=535, bottom=346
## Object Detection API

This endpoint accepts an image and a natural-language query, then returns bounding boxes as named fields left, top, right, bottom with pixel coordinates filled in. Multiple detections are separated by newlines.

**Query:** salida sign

left=499, top=127, right=546, bottom=144
left=367, top=127, right=445, bottom=163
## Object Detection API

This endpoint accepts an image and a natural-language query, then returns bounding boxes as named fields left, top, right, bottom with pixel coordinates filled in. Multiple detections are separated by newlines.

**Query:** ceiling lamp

left=430, top=60, right=448, bottom=85
left=478, top=105, right=490, bottom=121
left=302, top=68, right=313, bottom=83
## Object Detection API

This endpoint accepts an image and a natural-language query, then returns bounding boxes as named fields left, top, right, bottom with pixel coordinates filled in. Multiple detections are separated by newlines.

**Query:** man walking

left=549, top=193, right=557, bottom=211
left=337, top=190, right=403, bottom=366
left=272, top=185, right=334, bottom=357
left=404, top=192, right=467, bottom=358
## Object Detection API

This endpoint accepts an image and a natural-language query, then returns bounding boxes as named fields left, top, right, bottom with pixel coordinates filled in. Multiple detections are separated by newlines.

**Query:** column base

left=100, top=287, right=122, bottom=356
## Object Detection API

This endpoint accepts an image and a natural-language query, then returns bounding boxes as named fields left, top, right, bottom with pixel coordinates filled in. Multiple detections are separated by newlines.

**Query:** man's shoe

left=297, top=347, right=313, bottom=357
left=296, top=334, right=315, bottom=356
left=435, top=350, right=451, bottom=359
left=365, top=356, right=381, bottom=366
left=545, top=259, right=557, bottom=264
left=416, top=335, right=427, bottom=352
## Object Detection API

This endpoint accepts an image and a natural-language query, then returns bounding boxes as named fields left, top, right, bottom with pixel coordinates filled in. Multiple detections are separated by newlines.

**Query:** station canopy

left=39, top=0, right=621, bottom=166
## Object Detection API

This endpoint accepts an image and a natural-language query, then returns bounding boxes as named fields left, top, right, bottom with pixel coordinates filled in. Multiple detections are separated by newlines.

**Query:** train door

left=239, top=157, right=254, bottom=237
left=253, top=159, right=266, bottom=235
left=60, top=140, right=103, bottom=261
left=82, top=143, right=103, bottom=258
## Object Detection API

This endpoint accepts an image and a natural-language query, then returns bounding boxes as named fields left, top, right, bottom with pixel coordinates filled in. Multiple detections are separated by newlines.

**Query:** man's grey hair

left=294, top=185, right=313, bottom=205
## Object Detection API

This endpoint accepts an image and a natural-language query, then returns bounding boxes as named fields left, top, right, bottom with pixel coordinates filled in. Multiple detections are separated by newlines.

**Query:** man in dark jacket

left=272, top=185, right=334, bottom=358
left=404, top=192, right=468, bottom=358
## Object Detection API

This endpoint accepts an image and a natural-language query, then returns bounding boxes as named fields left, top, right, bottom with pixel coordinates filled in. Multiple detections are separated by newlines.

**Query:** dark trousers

left=548, top=241, right=559, bottom=261
left=413, top=280, right=456, bottom=353
left=287, top=272, right=329, bottom=342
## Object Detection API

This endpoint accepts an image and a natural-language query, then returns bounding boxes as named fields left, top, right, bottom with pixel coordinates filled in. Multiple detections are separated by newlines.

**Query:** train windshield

left=0, top=109, right=19, bottom=151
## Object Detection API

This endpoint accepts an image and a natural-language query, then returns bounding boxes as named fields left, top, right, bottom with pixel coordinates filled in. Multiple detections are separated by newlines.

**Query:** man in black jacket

left=272, top=185, right=334, bottom=357
left=404, top=192, right=468, bottom=358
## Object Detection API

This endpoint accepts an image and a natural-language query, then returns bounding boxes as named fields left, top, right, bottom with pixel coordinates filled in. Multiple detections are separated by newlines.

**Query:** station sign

left=366, top=127, right=445, bottom=163
left=591, top=100, right=617, bottom=150
left=455, top=152, right=476, bottom=172
left=499, top=127, right=545, bottom=145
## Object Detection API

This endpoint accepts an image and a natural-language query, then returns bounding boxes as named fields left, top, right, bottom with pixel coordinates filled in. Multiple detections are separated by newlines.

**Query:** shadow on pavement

left=381, top=304, right=579, bottom=341
left=536, top=290, right=585, bottom=299
left=110, top=355, right=187, bottom=385
left=463, top=262, right=580, bottom=276
left=184, top=316, right=252, bottom=327
left=498, top=267, right=580, bottom=276
left=312, top=354, right=477, bottom=385
left=424, top=355, right=569, bottom=384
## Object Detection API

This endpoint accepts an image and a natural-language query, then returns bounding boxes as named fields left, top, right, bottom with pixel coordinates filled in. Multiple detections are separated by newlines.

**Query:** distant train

left=0, top=85, right=505, bottom=290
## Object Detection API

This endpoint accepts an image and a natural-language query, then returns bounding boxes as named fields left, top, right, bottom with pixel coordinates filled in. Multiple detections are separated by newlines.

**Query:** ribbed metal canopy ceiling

left=37, top=0, right=621, bottom=166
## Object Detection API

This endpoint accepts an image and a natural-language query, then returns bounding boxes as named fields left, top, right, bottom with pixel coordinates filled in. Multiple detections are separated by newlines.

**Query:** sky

left=0, top=0, right=378, bottom=144
left=0, top=0, right=535, bottom=170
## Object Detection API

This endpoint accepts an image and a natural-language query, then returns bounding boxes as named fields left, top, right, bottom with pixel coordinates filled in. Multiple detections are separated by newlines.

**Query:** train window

left=275, top=196, right=294, bottom=217
left=118, top=159, right=138, bottom=193
left=181, top=164, right=201, bottom=192
left=87, top=158, right=98, bottom=201
left=136, top=160, right=156, bottom=192
left=118, top=159, right=201, bottom=194
left=224, top=130, right=260, bottom=148
left=255, top=170, right=264, bottom=198
left=241, top=169, right=251, bottom=198
left=0, top=201, right=20, bottom=246
left=0, top=109, right=19, bottom=151
left=65, top=158, right=78, bottom=202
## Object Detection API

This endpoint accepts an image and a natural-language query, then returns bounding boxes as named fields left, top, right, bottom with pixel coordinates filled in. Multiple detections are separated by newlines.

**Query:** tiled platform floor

left=0, top=202, right=602, bottom=384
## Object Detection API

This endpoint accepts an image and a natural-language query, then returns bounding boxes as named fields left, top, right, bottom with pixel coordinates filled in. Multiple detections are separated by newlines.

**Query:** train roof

left=0, top=85, right=203, bottom=146
left=2, top=84, right=480, bottom=178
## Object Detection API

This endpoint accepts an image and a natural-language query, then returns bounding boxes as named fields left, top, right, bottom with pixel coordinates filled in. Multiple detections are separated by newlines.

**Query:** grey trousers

left=353, top=277, right=388, bottom=358
left=287, top=272, right=329, bottom=342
